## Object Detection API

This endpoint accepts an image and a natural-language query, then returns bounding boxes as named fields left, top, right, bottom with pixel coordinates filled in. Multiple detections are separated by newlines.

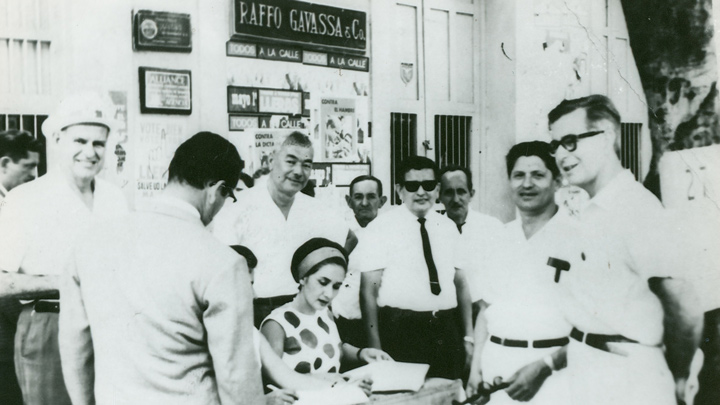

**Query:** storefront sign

left=229, top=115, right=260, bottom=131
left=257, top=44, right=302, bottom=62
left=227, top=41, right=257, bottom=57
left=328, top=53, right=369, bottom=72
left=302, top=50, right=328, bottom=66
left=139, top=67, right=192, bottom=115
left=258, top=89, right=303, bottom=115
left=134, top=10, right=192, bottom=53
left=233, top=0, right=367, bottom=52
left=227, top=86, right=259, bottom=113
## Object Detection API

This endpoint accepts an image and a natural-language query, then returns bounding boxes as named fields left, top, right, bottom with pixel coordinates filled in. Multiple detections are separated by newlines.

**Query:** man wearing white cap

left=0, top=92, right=127, bottom=404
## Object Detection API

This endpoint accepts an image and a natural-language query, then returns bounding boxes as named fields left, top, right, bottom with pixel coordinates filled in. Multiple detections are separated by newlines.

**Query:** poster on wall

left=228, top=128, right=304, bottom=178
left=98, top=91, right=132, bottom=201
left=135, top=121, right=187, bottom=207
left=321, top=98, right=356, bottom=161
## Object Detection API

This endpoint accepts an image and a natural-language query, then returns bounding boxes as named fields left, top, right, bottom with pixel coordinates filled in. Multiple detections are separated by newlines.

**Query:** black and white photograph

left=0, top=0, right=719, bottom=404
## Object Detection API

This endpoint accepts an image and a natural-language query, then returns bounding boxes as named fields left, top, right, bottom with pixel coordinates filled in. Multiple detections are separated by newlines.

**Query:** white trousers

left=566, top=340, right=675, bottom=405
left=481, top=340, right=571, bottom=405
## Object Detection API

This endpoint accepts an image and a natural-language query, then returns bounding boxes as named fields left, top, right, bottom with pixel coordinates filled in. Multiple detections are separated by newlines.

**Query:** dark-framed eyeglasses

left=549, top=130, right=604, bottom=155
left=403, top=180, right=438, bottom=192
left=217, top=184, right=237, bottom=203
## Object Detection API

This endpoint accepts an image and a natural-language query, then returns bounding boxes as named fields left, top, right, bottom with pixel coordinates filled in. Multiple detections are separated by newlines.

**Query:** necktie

left=418, top=217, right=441, bottom=295
left=457, top=222, right=465, bottom=234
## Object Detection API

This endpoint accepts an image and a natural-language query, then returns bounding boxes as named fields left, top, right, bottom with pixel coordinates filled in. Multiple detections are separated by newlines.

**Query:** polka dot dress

left=262, top=303, right=342, bottom=374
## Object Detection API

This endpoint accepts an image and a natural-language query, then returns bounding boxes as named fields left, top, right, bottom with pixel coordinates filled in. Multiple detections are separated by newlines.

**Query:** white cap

left=42, top=92, right=115, bottom=136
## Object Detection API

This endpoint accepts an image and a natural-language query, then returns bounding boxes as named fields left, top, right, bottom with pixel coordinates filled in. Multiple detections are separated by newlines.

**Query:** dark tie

left=457, top=222, right=465, bottom=234
left=418, top=217, right=441, bottom=295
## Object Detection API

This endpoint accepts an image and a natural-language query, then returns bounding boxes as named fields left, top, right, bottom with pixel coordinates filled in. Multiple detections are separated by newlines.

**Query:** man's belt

left=570, top=327, right=637, bottom=352
left=33, top=300, right=59, bottom=313
left=489, top=335, right=569, bottom=348
left=379, top=306, right=456, bottom=321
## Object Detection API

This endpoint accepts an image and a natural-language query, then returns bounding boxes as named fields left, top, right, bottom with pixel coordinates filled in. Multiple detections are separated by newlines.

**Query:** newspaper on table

left=343, top=361, right=430, bottom=393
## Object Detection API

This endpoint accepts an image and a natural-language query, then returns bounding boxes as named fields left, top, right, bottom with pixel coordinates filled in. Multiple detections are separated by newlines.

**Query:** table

left=368, top=378, right=464, bottom=405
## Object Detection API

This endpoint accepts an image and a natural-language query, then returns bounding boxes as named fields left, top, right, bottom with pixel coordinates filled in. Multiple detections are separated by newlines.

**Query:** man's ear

left=470, top=188, right=476, bottom=199
left=0, top=156, right=11, bottom=169
left=345, top=194, right=351, bottom=207
left=394, top=184, right=402, bottom=197
left=53, top=131, right=62, bottom=144
left=379, top=195, right=388, bottom=208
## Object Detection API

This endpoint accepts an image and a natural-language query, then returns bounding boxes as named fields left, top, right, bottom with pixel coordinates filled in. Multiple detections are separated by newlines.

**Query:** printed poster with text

left=321, top=98, right=356, bottom=161
left=135, top=121, right=187, bottom=208
left=228, top=128, right=298, bottom=178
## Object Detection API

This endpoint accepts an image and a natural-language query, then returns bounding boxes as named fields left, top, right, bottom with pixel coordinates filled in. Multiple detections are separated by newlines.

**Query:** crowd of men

left=0, top=92, right=718, bottom=405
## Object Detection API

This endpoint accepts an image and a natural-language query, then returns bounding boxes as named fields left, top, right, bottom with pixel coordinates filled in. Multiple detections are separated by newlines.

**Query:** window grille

left=620, top=122, right=642, bottom=181
left=434, top=115, right=471, bottom=168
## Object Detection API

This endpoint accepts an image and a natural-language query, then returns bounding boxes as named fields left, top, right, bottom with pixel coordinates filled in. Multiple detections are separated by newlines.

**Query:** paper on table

left=343, top=361, right=430, bottom=392
left=294, top=384, right=369, bottom=405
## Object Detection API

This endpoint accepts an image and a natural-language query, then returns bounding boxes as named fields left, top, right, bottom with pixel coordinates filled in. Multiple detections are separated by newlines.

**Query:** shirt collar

left=146, top=196, right=203, bottom=225
left=587, top=170, right=636, bottom=211
left=0, top=183, right=8, bottom=198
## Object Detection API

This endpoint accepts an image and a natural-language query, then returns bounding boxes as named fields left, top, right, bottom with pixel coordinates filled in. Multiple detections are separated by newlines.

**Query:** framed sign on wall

left=139, top=67, right=192, bottom=115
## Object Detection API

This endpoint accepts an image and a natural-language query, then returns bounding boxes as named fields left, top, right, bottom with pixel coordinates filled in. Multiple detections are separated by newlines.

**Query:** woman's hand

left=358, top=347, right=393, bottom=363
left=346, top=376, right=374, bottom=396
left=265, top=389, right=298, bottom=405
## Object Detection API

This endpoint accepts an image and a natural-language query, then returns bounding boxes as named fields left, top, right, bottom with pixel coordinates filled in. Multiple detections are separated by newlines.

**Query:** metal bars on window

left=620, top=122, right=642, bottom=181
left=434, top=115, right=471, bottom=168
left=390, top=112, right=418, bottom=205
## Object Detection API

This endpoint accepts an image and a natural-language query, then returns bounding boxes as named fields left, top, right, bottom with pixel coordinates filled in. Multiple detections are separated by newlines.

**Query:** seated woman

left=261, top=238, right=392, bottom=384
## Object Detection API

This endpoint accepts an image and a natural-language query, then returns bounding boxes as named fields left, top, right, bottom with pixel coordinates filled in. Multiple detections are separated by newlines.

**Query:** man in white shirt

left=333, top=175, right=387, bottom=349
left=466, top=141, right=574, bottom=404
left=358, top=156, right=473, bottom=379
left=438, top=165, right=503, bottom=321
left=548, top=94, right=701, bottom=403
left=212, top=132, right=353, bottom=327
left=59, top=132, right=263, bottom=405
left=0, top=129, right=42, bottom=405
left=0, top=93, right=128, bottom=405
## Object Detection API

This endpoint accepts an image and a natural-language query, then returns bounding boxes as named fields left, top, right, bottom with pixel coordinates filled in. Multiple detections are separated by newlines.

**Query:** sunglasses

left=549, top=130, right=604, bottom=155
left=403, top=180, right=438, bottom=192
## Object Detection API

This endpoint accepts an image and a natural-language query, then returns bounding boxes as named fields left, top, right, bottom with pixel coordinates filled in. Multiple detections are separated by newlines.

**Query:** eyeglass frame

left=211, top=182, right=237, bottom=203
left=402, top=180, right=438, bottom=192
left=549, top=130, right=605, bottom=155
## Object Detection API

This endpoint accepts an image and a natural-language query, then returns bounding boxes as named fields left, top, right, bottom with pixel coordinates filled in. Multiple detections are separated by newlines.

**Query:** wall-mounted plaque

left=227, top=86, right=259, bottom=113
left=139, top=67, right=192, bottom=115
left=233, top=0, right=367, bottom=52
left=134, top=10, right=192, bottom=53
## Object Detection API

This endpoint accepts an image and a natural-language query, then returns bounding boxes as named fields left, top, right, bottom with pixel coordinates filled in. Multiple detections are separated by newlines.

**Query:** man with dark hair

left=0, top=129, right=42, bottom=405
left=213, top=131, right=353, bottom=327
left=439, top=165, right=503, bottom=324
left=358, top=156, right=473, bottom=379
left=548, top=94, right=699, bottom=404
left=59, top=131, right=263, bottom=405
left=466, top=141, right=573, bottom=404
left=0, top=92, right=128, bottom=405
left=333, top=175, right=387, bottom=349
left=0, top=129, right=42, bottom=200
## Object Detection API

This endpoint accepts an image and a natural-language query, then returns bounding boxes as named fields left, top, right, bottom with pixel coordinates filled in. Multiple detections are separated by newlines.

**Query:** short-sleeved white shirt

left=0, top=172, right=128, bottom=276
left=453, top=210, right=504, bottom=303
left=355, top=206, right=459, bottom=311
left=579, top=170, right=678, bottom=280
left=211, top=185, right=349, bottom=298
left=478, top=215, right=573, bottom=340
left=332, top=216, right=367, bottom=320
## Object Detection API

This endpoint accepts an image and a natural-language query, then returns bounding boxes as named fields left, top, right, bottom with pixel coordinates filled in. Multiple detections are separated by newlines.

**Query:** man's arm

left=454, top=268, right=474, bottom=370
left=204, top=258, right=264, bottom=404
left=467, top=300, right=489, bottom=398
left=649, top=277, right=703, bottom=400
left=360, top=270, right=383, bottom=349
left=0, top=271, right=60, bottom=300
left=58, top=256, right=95, bottom=405
left=505, top=345, right=567, bottom=401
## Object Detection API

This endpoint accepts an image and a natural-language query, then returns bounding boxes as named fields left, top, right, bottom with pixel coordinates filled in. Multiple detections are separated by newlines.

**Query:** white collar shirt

left=332, top=215, right=371, bottom=320
left=0, top=183, right=8, bottom=201
left=453, top=210, right=504, bottom=302
left=0, top=171, right=128, bottom=276
left=211, top=184, right=349, bottom=298
left=355, top=205, right=459, bottom=311
left=477, top=213, right=573, bottom=340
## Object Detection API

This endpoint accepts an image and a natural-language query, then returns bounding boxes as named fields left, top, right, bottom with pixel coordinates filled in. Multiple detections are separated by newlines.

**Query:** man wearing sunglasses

left=548, top=95, right=702, bottom=404
left=59, top=132, right=263, bottom=404
left=357, top=156, right=473, bottom=380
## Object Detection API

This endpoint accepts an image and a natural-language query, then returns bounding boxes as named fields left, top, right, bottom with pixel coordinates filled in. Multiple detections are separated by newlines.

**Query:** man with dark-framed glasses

left=547, top=94, right=702, bottom=404
left=357, top=156, right=474, bottom=380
